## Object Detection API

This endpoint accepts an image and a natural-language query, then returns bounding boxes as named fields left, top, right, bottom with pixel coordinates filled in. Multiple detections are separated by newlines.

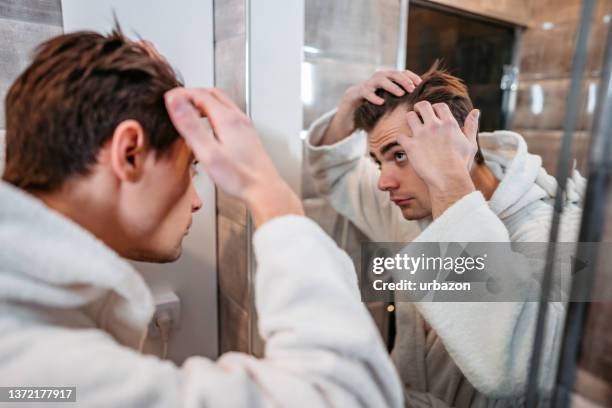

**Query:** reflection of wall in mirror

left=513, top=0, right=611, bottom=174
left=302, top=0, right=401, bottom=130
left=302, top=0, right=404, bottom=346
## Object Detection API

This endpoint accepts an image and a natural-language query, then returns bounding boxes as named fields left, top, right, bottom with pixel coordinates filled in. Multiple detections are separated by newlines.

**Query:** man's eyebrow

left=380, top=141, right=400, bottom=156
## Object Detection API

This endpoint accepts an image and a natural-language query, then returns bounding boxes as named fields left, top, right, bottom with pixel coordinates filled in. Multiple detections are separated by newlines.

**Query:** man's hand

left=318, top=70, right=422, bottom=146
left=399, top=101, right=480, bottom=219
left=164, top=87, right=304, bottom=227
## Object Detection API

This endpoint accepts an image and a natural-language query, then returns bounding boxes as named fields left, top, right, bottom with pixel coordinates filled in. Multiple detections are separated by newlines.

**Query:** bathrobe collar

left=480, top=130, right=584, bottom=219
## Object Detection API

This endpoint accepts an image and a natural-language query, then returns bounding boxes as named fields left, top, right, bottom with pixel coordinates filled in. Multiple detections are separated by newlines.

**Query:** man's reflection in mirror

left=305, top=61, right=584, bottom=406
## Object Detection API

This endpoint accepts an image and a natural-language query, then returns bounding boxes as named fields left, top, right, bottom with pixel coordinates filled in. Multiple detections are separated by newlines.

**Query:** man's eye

left=394, top=151, right=407, bottom=162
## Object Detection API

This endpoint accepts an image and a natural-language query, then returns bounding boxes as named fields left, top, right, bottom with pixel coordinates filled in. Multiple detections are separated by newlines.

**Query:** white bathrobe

left=0, top=181, right=404, bottom=408
left=305, top=110, right=585, bottom=407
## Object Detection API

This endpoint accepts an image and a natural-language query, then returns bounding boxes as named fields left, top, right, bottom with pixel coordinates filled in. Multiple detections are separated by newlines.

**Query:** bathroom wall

left=0, top=0, right=63, bottom=171
left=425, top=0, right=531, bottom=26
left=512, top=0, right=611, bottom=174
left=0, top=0, right=63, bottom=129
left=214, top=0, right=252, bottom=355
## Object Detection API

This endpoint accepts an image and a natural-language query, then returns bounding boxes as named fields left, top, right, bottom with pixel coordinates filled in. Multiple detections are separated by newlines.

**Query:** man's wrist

left=320, top=99, right=357, bottom=146
left=427, top=167, right=476, bottom=219
left=245, top=180, right=305, bottom=228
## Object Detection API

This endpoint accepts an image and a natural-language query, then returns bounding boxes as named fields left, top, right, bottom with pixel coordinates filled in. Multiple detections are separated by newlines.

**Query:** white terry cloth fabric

left=304, top=109, right=585, bottom=407
left=0, top=181, right=403, bottom=408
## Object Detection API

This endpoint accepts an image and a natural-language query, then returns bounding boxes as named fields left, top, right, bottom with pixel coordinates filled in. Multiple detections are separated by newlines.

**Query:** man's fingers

left=388, top=72, right=415, bottom=93
left=165, top=87, right=229, bottom=127
left=165, top=89, right=217, bottom=162
left=379, top=78, right=405, bottom=97
left=364, top=89, right=385, bottom=105
left=397, top=133, right=415, bottom=157
left=183, top=89, right=239, bottom=134
left=188, top=88, right=255, bottom=146
left=405, top=70, right=422, bottom=85
left=463, top=109, right=480, bottom=144
left=414, top=101, right=438, bottom=123
left=406, top=111, right=422, bottom=133
left=432, top=103, right=455, bottom=123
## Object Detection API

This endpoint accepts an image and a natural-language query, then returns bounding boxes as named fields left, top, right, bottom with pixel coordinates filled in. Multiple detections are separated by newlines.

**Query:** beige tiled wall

left=214, top=0, right=252, bottom=355
left=512, top=0, right=611, bottom=175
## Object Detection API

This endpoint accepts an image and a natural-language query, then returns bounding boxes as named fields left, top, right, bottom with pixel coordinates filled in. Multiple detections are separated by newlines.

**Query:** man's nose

left=191, top=194, right=204, bottom=212
left=192, top=191, right=203, bottom=213
left=377, top=169, right=399, bottom=192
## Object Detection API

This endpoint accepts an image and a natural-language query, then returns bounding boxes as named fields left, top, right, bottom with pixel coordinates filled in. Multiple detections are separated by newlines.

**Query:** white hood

left=0, top=181, right=154, bottom=350
left=480, top=130, right=586, bottom=220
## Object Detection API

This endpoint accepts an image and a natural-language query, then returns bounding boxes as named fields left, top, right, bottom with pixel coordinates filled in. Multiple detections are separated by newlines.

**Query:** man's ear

left=109, top=120, right=148, bottom=182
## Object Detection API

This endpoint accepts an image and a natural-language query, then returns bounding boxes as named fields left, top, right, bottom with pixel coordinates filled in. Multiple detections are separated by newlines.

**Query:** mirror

left=300, top=0, right=612, bottom=406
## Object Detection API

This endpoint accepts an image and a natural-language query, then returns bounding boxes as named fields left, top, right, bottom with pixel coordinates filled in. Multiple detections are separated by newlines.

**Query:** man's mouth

left=391, top=197, right=415, bottom=207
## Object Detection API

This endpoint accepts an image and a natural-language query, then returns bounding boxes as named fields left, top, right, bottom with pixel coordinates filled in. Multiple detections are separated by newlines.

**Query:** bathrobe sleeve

left=407, top=191, right=563, bottom=398
left=304, top=109, right=421, bottom=242
left=4, top=215, right=403, bottom=408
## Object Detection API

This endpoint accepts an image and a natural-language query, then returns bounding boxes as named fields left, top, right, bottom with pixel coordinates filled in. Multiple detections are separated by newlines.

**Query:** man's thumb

left=463, top=109, right=480, bottom=143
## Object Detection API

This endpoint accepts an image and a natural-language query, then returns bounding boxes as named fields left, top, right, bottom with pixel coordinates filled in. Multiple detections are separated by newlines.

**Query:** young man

left=0, top=29, right=404, bottom=407
left=305, top=63, right=584, bottom=406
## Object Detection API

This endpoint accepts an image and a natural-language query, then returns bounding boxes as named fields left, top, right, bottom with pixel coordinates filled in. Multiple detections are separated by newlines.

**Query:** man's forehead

left=368, top=133, right=399, bottom=156
left=367, top=108, right=412, bottom=153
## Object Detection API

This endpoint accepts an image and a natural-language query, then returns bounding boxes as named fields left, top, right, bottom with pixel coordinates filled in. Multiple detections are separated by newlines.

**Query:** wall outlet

left=148, top=291, right=181, bottom=338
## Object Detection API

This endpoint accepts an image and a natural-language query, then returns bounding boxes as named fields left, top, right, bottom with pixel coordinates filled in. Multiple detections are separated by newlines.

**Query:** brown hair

left=354, top=61, right=484, bottom=164
left=2, top=26, right=183, bottom=192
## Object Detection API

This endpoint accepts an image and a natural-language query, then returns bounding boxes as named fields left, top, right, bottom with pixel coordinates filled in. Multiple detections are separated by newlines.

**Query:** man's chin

left=124, top=245, right=183, bottom=264
left=400, top=207, right=430, bottom=221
